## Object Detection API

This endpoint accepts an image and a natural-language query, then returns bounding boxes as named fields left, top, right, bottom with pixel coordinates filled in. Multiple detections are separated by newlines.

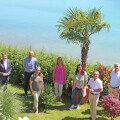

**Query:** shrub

left=95, top=64, right=112, bottom=97
left=0, top=43, right=111, bottom=96
left=39, top=83, right=56, bottom=110
left=0, top=43, right=79, bottom=96
left=99, top=94, right=120, bottom=120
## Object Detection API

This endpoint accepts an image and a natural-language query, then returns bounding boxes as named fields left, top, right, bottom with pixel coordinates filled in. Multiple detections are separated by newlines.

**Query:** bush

left=0, top=43, right=111, bottom=96
left=0, top=43, right=79, bottom=96
left=39, top=83, right=56, bottom=110
left=95, top=64, right=112, bottom=97
left=99, top=94, right=120, bottom=120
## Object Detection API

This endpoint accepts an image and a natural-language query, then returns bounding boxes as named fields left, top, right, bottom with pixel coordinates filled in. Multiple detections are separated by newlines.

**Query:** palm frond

left=56, top=7, right=110, bottom=44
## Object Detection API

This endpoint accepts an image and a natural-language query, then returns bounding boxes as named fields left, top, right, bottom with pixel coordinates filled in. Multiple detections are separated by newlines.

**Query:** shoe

left=69, top=105, right=74, bottom=110
left=77, top=105, right=79, bottom=110
left=24, top=93, right=27, bottom=97
left=88, top=116, right=92, bottom=119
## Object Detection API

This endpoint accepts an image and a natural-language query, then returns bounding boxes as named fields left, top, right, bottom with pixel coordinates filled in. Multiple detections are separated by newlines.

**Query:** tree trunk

left=81, top=38, right=89, bottom=70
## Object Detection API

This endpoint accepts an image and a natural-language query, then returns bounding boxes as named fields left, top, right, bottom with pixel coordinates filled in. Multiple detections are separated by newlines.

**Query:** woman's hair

left=56, top=57, right=63, bottom=65
left=35, top=67, right=43, bottom=77
left=75, top=64, right=85, bottom=75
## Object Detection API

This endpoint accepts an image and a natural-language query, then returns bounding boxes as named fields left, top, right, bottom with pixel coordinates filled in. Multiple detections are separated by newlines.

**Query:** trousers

left=71, top=87, right=82, bottom=105
left=24, top=72, right=34, bottom=94
left=89, top=92, right=99, bottom=120
left=33, top=90, right=41, bottom=108
left=54, top=82, right=63, bottom=97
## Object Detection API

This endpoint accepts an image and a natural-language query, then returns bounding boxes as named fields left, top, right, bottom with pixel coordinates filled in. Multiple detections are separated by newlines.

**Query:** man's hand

left=89, top=89, right=94, bottom=93
left=3, top=73, right=9, bottom=76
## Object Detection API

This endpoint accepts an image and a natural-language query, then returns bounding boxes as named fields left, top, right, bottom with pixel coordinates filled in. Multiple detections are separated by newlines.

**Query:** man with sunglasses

left=106, top=63, right=120, bottom=99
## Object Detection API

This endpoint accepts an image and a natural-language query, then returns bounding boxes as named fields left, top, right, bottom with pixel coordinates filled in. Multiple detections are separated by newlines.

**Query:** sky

left=0, top=0, right=120, bottom=66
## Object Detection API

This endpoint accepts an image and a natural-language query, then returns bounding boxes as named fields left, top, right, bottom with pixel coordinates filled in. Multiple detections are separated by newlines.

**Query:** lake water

left=0, top=0, right=120, bottom=66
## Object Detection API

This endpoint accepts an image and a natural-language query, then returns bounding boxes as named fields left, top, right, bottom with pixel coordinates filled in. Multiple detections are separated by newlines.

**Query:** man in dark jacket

left=0, top=53, right=12, bottom=90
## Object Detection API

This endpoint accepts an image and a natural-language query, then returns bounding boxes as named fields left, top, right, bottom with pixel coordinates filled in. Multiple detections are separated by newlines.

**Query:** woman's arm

left=82, top=81, right=87, bottom=92
left=53, top=65, right=56, bottom=84
left=41, top=80, right=44, bottom=94
left=82, top=72, right=88, bottom=92
left=30, top=80, right=35, bottom=96
left=71, top=79, right=74, bottom=91
left=64, top=66, right=66, bottom=85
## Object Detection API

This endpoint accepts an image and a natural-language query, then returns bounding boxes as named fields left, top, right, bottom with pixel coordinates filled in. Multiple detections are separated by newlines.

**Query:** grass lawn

left=8, top=84, right=120, bottom=120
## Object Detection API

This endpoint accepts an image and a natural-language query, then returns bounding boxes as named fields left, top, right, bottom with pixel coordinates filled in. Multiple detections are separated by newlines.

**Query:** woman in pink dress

left=53, top=57, right=66, bottom=101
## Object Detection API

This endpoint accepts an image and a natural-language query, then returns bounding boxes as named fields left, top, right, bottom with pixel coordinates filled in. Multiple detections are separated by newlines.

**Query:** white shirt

left=110, top=69, right=120, bottom=87
left=88, top=78, right=103, bottom=94
left=3, top=60, right=7, bottom=72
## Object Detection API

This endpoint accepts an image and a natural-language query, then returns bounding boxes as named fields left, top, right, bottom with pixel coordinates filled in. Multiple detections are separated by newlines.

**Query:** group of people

left=0, top=51, right=120, bottom=120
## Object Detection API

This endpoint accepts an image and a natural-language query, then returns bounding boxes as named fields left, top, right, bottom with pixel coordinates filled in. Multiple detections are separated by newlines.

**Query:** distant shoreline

left=0, top=42, right=114, bottom=68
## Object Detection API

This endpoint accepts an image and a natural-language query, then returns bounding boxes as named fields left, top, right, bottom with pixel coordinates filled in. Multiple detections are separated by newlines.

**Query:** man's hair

left=93, top=70, right=99, bottom=75
left=2, top=53, right=7, bottom=56
left=114, top=63, right=120, bottom=66
left=29, top=50, right=34, bottom=55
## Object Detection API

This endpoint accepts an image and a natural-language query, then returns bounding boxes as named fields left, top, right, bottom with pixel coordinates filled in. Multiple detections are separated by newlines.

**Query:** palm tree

left=56, top=7, right=110, bottom=70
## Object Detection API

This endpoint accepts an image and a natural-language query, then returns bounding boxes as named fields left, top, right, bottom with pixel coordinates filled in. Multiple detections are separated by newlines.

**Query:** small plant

left=39, top=83, right=56, bottom=110
left=99, top=94, right=120, bottom=120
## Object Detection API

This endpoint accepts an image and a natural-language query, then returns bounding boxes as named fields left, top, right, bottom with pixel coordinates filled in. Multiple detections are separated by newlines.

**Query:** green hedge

left=0, top=43, right=108, bottom=96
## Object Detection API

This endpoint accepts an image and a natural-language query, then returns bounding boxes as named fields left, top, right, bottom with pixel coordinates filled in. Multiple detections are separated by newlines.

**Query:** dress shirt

left=23, top=57, right=37, bottom=72
left=3, top=60, right=7, bottom=72
left=88, top=78, right=103, bottom=94
left=110, top=69, right=120, bottom=87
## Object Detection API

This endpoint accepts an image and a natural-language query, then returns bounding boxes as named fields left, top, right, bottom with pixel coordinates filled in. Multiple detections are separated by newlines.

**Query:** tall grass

left=0, top=87, right=25, bottom=120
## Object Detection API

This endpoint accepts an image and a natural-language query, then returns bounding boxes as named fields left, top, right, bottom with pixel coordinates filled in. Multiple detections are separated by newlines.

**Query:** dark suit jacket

left=0, top=59, right=12, bottom=85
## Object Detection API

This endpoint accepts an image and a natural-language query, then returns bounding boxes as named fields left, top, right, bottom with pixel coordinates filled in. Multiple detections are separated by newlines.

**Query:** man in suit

left=0, top=53, right=12, bottom=90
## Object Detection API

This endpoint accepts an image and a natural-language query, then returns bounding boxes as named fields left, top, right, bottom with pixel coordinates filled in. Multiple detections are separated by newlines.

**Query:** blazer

left=0, top=59, right=12, bottom=85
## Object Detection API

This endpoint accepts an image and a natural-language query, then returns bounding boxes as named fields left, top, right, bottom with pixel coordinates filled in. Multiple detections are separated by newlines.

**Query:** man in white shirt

left=106, top=63, right=120, bottom=99
left=88, top=71, right=103, bottom=120
left=0, top=53, right=12, bottom=90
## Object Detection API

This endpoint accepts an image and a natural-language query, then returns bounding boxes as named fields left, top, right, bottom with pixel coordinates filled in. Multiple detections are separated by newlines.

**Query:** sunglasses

left=114, top=66, right=119, bottom=67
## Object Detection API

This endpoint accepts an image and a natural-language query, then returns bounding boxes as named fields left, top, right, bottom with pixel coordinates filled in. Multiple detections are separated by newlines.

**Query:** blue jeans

left=71, top=88, right=82, bottom=105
